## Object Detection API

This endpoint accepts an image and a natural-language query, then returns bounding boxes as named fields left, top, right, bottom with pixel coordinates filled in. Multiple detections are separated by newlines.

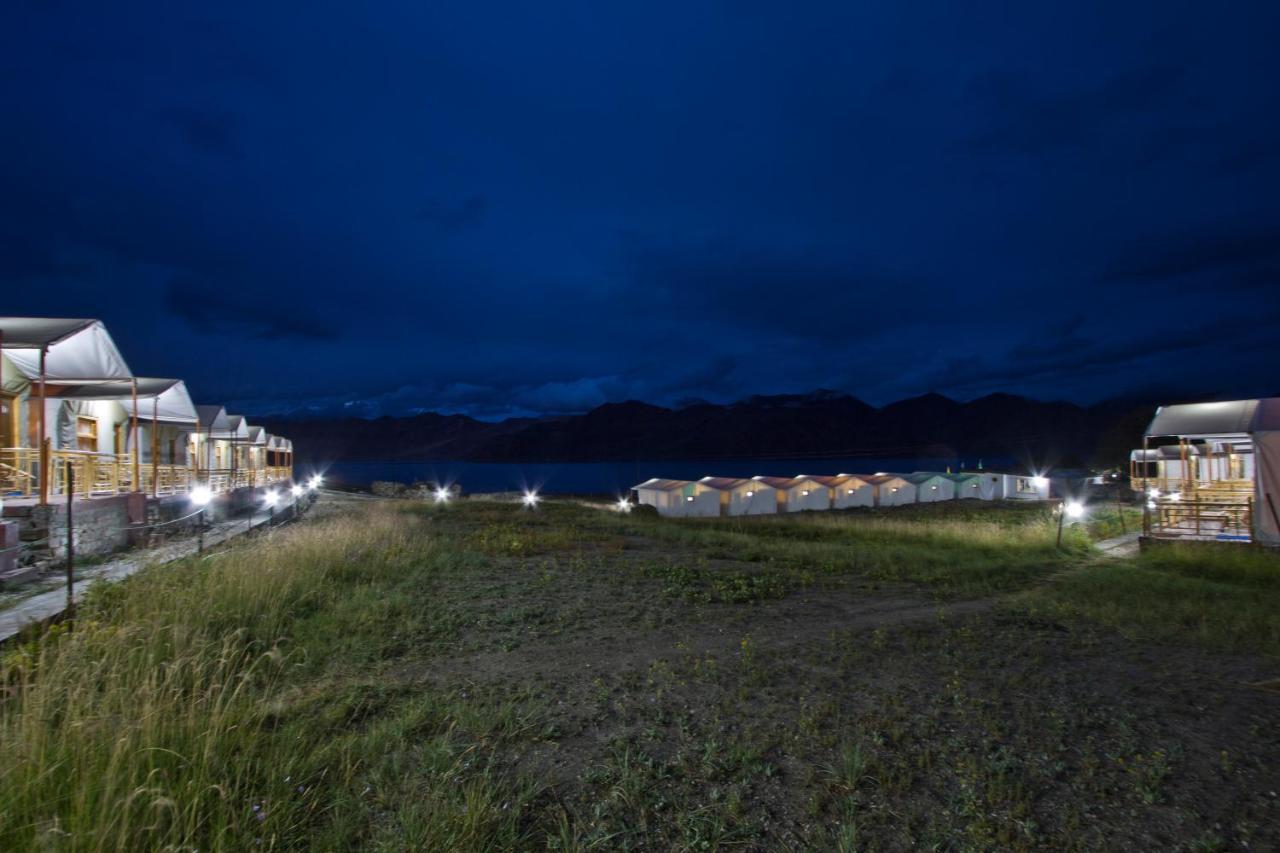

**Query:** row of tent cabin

left=632, top=472, right=1051, bottom=518
left=1, top=317, right=295, bottom=503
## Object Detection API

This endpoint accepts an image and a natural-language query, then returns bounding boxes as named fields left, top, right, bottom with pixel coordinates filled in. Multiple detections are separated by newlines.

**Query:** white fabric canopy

left=0, top=318, right=132, bottom=383
left=196, top=405, right=230, bottom=432
left=1146, top=400, right=1258, bottom=438
left=1251, top=398, right=1280, bottom=546
left=53, top=378, right=199, bottom=424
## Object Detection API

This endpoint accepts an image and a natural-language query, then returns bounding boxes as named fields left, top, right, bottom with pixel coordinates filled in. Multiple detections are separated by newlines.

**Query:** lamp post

left=291, top=484, right=304, bottom=519
left=1056, top=500, right=1085, bottom=548
left=264, top=489, right=278, bottom=527
left=190, top=485, right=212, bottom=554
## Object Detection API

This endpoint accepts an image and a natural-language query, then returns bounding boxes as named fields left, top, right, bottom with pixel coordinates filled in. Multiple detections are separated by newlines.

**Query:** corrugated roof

left=1145, top=399, right=1259, bottom=438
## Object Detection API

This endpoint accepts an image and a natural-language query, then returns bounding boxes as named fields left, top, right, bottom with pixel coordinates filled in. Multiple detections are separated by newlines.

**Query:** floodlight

left=190, top=485, right=212, bottom=507
left=1064, top=501, right=1084, bottom=519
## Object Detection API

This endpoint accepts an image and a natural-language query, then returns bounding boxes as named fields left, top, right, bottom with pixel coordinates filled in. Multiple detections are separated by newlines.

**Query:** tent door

left=0, top=392, right=15, bottom=447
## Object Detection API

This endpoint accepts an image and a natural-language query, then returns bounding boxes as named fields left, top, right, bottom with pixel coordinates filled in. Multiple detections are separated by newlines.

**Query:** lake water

left=322, top=455, right=1013, bottom=496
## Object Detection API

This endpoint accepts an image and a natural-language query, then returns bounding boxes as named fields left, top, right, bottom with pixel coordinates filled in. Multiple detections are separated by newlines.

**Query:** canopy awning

left=1145, top=400, right=1259, bottom=439
left=216, top=415, right=250, bottom=441
left=52, top=378, right=199, bottom=424
left=0, top=317, right=132, bottom=383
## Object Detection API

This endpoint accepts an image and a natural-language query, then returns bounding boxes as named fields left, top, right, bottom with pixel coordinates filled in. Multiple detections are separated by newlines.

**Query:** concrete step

left=0, top=565, right=43, bottom=588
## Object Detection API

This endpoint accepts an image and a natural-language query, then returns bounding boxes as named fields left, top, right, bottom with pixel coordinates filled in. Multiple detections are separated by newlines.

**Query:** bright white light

left=190, top=485, right=212, bottom=507
left=1146, top=500, right=1157, bottom=510
left=1032, top=476, right=1049, bottom=489
left=1064, top=501, right=1084, bottom=519
left=309, top=475, right=322, bottom=490
left=291, top=485, right=304, bottom=497
left=522, top=491, right=540, bottom=508
left=801, top=490, right=810, bottom=496
left=434, top=487, right=451, bottom=503
left=1148, top=488, right=1161, bottom=498
left=685, top=495, right=694, bottom=502
left=1169, top=491, right=1182, bottom=502
left=263, top=490, right=279, bottom=507
left=745, top=490, right=754, bottom=497
left=616, top=498, right=631, bottom=512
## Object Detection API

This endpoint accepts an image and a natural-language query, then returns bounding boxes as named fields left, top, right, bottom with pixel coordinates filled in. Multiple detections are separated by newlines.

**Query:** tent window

left=1015, top=477, right=1032, bottom=492
left=76, top=416, right=98, bottom=452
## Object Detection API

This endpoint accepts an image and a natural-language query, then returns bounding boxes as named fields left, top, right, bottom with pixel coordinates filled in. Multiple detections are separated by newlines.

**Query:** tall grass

left=1018, top=544, right=1280, bottom=656
left=609, top=505, right=1089, bottom=595
left=0, top=506, right=540, bottom=850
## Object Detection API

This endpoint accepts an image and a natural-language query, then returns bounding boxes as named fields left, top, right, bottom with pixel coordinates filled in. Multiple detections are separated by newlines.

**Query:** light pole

left=1056, top=500, right=1085, bottom=548
left=190, top=485, right=212, bottom=554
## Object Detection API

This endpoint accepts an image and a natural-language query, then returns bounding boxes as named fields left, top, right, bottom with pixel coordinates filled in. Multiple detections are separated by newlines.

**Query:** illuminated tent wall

left=632, top=478, right=720, bottom=517
left=704, top=476, right=777, bottom=516
left=1253, top=399, right=1280, bottom=546
left=946, top=472, right=988, bottom=500
left=864, top=474, right=915, bottom=507
left=770, top=476, right=834, bottom=513
left=832, top=474, right=876, bottom=508
left=904, top=472, right=956, bottom=503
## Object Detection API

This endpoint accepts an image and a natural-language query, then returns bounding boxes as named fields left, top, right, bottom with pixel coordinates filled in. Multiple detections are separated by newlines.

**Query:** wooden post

left=65, top=460, right=75, bottom=620
left=38, top=346, right=48, bottom=505
left=1056, top=500, right=1066, bottom=548
left=151, top=396, right=159, bottom=498
left=130, top=379, right=140, bottom=492
left=1142, top=436, right=1150, bottom=536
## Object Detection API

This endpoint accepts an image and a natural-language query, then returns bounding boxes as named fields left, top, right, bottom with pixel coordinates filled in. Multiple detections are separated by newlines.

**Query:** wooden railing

left=1144, top=494, right=1254, bottom=542
left=3, top=447, right=294, bottom=500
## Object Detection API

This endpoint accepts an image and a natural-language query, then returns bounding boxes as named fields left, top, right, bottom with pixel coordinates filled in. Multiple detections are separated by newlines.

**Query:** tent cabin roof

left=0, top=317, right=132, bottom=382
left=54, top=377, right=199, bottom=424
left=1145, top=399, right=1260, bottom=439
left=196, top=405, right=230, bottom=431
left=700, top=476, right=754, bottom=491
left=266, top=435, right=283, bottom=450
left=751, top=476, right=795, bottom=490
left=860, top=474, right=910, bottom=486
left=903, top=472, right=947, bottom=485
left=247, top=426, right=268, bottom=445
left=215, top=415, right=251, bottom=440
left=799, top=475, right=852, bottom=488
left=632, top=477, right=693, bottom=492
left=943, top=472, right=982, bottom=483
left=1250, top=397, right=1280, bottom=432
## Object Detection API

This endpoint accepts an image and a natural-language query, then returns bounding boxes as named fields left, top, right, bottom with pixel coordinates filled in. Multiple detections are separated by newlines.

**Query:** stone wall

left=38, top=495, right=134, bottom=559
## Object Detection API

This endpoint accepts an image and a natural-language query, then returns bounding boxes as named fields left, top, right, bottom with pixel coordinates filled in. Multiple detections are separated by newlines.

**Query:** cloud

left=159, top=108, right=241, bottom=158
left=416, top=195, right=489, bottom=232
left=1105, top=225, right=1280, bottom=285
left=164, top=278, right=340, bottom=341
left=966, top=64, right=1186, bottom=156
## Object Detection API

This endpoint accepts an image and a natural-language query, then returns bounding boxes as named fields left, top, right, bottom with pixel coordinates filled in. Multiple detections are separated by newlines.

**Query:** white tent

left=832, top=474, right=876, bottom=508
left=905, top=472, right=956, bottom=503
left=0, top=318, right=132, bottom=385
left=1252, top=399, right=1280, bottom=547
left=703, top=476, right=779, bottom=516
left=632, top=477, right=720, bottom=517
left=772, top=475, right=835, bottom=512
left=947, top=472, right=987, bottom=500
left=864, top=474, right=915, bottom=507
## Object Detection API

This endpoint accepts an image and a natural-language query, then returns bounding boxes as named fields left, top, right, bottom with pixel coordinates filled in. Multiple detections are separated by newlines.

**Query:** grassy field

left=2, top=496, right=1278, bottom=850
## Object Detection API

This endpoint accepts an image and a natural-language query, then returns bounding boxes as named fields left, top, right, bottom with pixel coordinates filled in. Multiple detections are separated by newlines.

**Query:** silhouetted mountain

left=262, top=391, right=1156, bottom=467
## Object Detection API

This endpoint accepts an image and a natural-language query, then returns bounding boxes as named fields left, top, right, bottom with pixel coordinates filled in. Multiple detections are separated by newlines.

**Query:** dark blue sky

left=4, top=2, right=1278, bottom=420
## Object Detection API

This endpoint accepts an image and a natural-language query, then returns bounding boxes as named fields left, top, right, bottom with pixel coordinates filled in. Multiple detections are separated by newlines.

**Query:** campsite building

left=1134, top=398, right=1279, bottom=545
left=904, top=472, right=955, bottom=503
left=746, top=475, right=835, bottom=513
left=993, top=473, right=1051, bottom=501
left=633, top=478, right=721, bottom=517
left=863, top=474, right=916, bottom=507
left=708, top=476, right=781, bottom=516
left=832, top=474, right=876, bottom=508
left=946, top=471, right=988, bottom=499
left=1, top=317, right=295, bottom=504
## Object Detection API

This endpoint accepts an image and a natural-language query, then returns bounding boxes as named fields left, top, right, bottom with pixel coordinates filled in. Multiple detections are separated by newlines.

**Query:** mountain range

left=261, top=390, right=1159, bottom=468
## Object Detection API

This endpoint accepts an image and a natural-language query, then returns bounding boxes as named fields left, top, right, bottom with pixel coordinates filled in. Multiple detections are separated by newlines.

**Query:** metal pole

left=1056, top=500, right=1066, bottom=548
left=65, top=461, right=75, bottom=620
left=198, top=507, right=205, bottom=555
left=131, top=378, right=140, bottom=492
left=1117, top=488, right=1127, bottom=535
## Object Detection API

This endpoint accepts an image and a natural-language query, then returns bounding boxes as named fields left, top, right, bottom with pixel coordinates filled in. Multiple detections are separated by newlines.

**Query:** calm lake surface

left=323, top=456, right=1015, bottom=496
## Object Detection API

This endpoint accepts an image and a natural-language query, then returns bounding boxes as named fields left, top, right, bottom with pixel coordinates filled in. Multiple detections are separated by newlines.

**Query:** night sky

left=4, top=3, right=1278, bottom=420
